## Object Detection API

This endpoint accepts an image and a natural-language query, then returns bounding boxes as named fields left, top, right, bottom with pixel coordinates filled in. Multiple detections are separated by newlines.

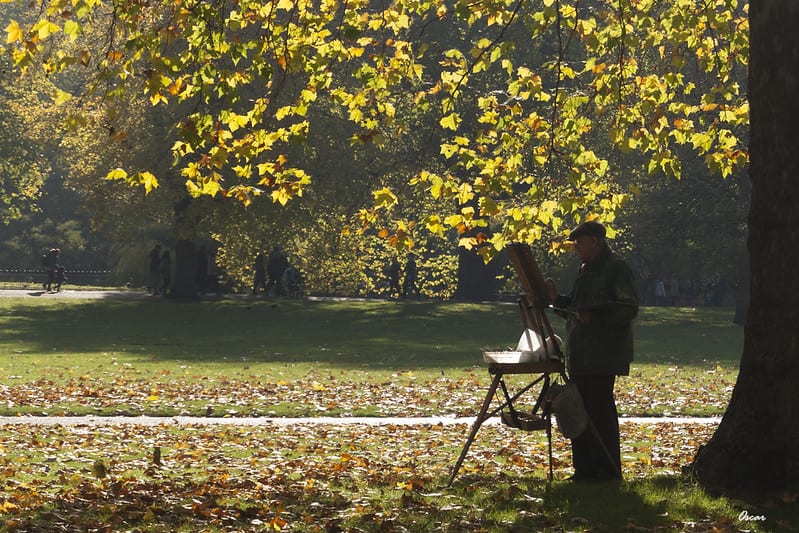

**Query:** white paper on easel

left=518, top=329, right=561, bottom=360
left=517, top=329, right=544, bottom=353
left=482, top=329, right=560, bottom=364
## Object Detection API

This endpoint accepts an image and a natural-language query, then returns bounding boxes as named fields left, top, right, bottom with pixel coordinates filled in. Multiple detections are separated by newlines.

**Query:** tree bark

left=691, top=2, right=799, bottom=490
left=171, top=239, right=199, bottom=299
left=455, top=247, right=502, bottom=301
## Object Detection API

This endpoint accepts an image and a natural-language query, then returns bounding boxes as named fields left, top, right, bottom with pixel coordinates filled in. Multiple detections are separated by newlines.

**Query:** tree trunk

left=691, top=2, right=799, bottom=490
left=732, top=254, right=749, bottom=326
left=171, top=239, right=199, bottom=299
left=455, top=247, right=505, bottom=301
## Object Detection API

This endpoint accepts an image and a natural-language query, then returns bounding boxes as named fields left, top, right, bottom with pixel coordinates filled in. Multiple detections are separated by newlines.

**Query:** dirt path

left=0, top=288, right=152, bottom=299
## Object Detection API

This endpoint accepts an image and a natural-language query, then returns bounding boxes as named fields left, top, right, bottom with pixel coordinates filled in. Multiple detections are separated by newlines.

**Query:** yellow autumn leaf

left=186, top=180, right=201, bottom=196
left=0, top=501, right=18, bottom=512
left=137, top=171, right=159, bottom=194
left=53, top=89, right=72, bottom=105
left=63, top=19, right=80, bottom=40
left=105, top=168, right=128, bottom=181
left=272, top=187, right=291, bottom=205
left=373, top=187, right=397, bottom=209
left=200, top=178, right=221, bottom=197
left=440, top=143, right=458, bottom=158
left=5, top=20, right=23, bottom=44
left=275, top=105, right=293, bottom=121
left=425, top=215, right=445, bottom=235
left=149, top=92, right=168, bottom=105
left=33, top=20, right=60, bottom=40
left=440, top=113, right=460, bottom=131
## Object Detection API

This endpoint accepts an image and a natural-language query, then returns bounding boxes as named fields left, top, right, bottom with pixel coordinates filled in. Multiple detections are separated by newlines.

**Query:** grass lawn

left=0, top=296, right=742, bottom=417
left=4, top=295, right=788, bottom=532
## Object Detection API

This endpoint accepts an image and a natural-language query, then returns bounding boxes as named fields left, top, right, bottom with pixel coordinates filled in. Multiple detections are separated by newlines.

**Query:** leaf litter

left=0, top=419, right=760, bottom=532
left=0, top=365, right=734, bottom=418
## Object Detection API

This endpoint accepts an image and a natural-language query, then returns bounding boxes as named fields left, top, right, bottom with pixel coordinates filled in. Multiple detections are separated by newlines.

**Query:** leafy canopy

left=4, top=0, right=748, bottom=259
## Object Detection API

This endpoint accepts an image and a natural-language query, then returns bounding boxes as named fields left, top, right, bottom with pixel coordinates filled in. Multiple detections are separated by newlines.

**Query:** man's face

left=573, top=236, right=600, bottom=262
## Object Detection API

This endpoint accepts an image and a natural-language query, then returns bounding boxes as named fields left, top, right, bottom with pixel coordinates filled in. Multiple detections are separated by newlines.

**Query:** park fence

left=0, top=268, right=114, bottom=286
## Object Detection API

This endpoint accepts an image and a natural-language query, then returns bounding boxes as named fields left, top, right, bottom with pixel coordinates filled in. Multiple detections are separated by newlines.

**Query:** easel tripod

left=447, top=243, right=566, bottom=485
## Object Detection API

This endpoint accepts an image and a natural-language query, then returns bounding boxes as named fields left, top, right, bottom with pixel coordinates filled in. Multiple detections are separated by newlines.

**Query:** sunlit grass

left=0, top=297, right=743, bottom=417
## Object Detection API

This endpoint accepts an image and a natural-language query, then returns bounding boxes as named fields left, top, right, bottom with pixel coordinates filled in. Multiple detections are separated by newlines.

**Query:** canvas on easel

left=507, top=242, right=551, bottom=310
left=505, top=242, right=561, bottom=361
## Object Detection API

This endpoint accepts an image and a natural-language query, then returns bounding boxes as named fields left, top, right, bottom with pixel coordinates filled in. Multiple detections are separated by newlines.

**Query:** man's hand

left=575, top=309, right=592, bottom=323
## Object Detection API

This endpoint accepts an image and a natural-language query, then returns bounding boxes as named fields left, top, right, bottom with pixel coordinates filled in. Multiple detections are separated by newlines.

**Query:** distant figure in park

left=654, top=278, right=666, bottom=306
left=668, top=275, right=680, bottom=306
left=252, top=252, right=266, bottom=295
left=706, top=273, right=727, bottom=306
left=54, top=266, right=67, bottom=292
left=149, top=244, right=162, bottom=296
left=159, top=249, right=172, bottom=296
left=41, top=248, right=60, bottom=292
left=387, top=257, right=401, bottom=299
left=266, top=246, right=289, bottom=296
left=402, top=253, right=418, bottom=298
left=546, top=220, right=638, bottom=482
left=283, top=265, right=304, bottom=299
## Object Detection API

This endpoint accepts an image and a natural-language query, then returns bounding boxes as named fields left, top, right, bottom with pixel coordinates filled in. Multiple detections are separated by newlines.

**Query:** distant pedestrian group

left=41, top=248, right=66, bottom=292
left=252, top=246, right=304, bottom=298
left=648, top=274, right=726, bottom=307
left=386, top=253, right=419, bottom=299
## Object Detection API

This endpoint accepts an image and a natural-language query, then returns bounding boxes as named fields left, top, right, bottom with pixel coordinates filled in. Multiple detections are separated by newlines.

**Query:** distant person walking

left=402, top=253, right=418, bottom=298
left=654, top=279, right=666, bottom=306
left=159, top=249, right=172, bottom=296
left=149, top=245, right=162, bottom=296
left=54, top=266, right=67, bottom=292
left=266, top=246, right=289, bottom=296
left=387, top=257, right=401, bottom=299
left=668, top=275, right=680, bottom=306
left=41, top=248, right=60, bottom=292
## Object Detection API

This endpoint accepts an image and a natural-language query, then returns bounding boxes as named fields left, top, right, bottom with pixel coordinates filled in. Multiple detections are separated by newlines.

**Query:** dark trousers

left=571, top=374, right=622, bottom=480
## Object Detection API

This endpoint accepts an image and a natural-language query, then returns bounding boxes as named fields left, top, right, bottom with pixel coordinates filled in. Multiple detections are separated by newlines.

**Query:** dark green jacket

left=554, top=246, right=638, bottom=376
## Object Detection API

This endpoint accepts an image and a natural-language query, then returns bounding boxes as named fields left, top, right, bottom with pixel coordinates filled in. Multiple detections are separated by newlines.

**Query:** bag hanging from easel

left=549, top=382, right=588, bottom=439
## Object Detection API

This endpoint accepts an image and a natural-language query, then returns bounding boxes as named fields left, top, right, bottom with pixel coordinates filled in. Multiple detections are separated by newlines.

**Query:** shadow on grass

left=1, top=297, right=744, bottom=369
left=0, top=298, right=523, bottom=369
left=442, top=474, right=672, bottom=531
left=447, top=473, right=787, bottom=532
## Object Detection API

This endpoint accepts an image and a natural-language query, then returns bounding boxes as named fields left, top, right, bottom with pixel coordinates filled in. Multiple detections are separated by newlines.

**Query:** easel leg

left=546, top=414, right=554, bottom=482
left=447, top=374, right=502, bottom=486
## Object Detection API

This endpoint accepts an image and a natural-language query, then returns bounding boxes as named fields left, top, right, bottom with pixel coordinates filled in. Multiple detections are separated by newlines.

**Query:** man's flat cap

left=568, top=220, right=606, bottom=240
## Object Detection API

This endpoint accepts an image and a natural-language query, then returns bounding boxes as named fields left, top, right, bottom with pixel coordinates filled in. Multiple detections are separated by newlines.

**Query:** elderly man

left=546, top=220, right=639, bottom=481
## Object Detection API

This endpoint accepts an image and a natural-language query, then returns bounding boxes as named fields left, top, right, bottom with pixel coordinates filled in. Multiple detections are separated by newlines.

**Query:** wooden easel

left=447, top=243, right=566, bottom=486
